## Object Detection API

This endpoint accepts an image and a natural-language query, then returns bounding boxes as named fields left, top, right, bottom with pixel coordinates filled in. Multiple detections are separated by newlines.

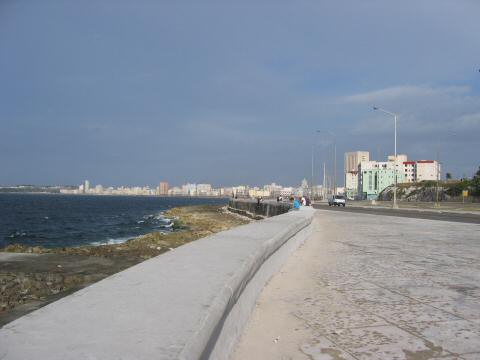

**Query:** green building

left=359, top=168, right=403, bottom=200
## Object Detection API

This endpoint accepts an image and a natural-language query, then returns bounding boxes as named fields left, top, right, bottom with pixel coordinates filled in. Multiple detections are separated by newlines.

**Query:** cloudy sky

left=1, top=0, right=479, bottom=187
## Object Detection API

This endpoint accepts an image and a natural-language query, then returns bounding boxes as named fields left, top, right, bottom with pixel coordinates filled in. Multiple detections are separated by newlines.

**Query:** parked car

left=328, top=195, right=346, bottom=207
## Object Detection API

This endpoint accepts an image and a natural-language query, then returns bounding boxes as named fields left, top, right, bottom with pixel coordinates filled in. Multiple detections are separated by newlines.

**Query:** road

left=313, top=203, right=480, bottom=224
left=233, top=209, right=480, bottom=359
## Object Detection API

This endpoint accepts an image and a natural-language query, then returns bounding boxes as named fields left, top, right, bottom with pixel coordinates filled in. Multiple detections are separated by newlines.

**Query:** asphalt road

left=312, top=203, right=480, bottom=224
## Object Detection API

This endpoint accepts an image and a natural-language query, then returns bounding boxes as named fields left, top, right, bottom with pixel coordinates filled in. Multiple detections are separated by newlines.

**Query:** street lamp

left=316, top=130, right=337, bottom=196
left=373, top=106, right=399, bottom=209
left=310, top=131, right=322, bottom=202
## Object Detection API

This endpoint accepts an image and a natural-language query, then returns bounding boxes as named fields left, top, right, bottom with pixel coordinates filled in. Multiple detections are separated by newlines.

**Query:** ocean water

left=0, top=194, right=228, bottom=248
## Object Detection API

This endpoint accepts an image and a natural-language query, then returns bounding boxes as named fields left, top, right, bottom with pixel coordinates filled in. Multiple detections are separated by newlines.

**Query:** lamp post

left=316, top=130, right=336, bottom=195
left=311, top=144, right=315, bottom=201
left=373, top=106, right=399, bottom=209
left=310, top=130, right=323, bottom=202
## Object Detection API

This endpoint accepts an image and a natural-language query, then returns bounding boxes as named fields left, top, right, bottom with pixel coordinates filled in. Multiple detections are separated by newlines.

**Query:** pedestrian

left=293, top=197, right=301, bottom=210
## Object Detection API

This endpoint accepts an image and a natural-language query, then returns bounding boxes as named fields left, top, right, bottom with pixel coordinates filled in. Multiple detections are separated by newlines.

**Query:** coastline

left=0, top=204, right=251, bottom=327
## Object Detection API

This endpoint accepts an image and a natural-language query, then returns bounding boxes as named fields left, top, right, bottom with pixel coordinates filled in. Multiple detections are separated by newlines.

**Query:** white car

left=328, top=195, right=346, bottom=207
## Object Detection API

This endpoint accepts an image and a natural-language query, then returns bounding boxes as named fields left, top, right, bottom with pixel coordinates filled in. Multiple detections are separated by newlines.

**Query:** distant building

left=358, top=160, right=404, bottom=200
left=416, top=160, right=440, bottom=182
left=264, top=183, right=282, bottom=197
left=182, top=183, right=197, bottom=196
left=168, top=187, right=183, bottom=196
left=196, top=184, right=212, bottom=196
left=280, top=187, right=294, bottom=198
left=345, top=171, right=358, bottom=199
left=158, top=182, right=169, bottom=196
left=400, top=160, right=439, bottom=183
left=403, top=161, right=416, bottom=183
left=388, top=154, right=408, bottom=175
left=248, top=189, right=270, bottom=198
left=344, top=151, right=369, bottom=199
left=344, top=151, right=369, bottom=173
left=84, top=180, right=90, bottom=193
left=388, top=154, right=408, bottom=163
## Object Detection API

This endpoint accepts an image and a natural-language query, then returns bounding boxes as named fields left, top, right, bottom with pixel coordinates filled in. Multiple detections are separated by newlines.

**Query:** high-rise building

left=344, top=151, right=369, bottom=199
left=158, top=182, right=169, bottom=196
left=84, top=180, right=90, bottom=193
left=344, top=151, right=370, bottom=173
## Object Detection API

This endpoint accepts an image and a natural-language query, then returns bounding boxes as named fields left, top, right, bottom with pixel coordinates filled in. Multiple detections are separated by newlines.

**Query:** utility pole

left=311, top=145, right=314, bottom=201
left=323, top=161, right=326, bottom=200
left=435, top=146, right=440, bottom=208
left=333, top=141, right=337, bottom=195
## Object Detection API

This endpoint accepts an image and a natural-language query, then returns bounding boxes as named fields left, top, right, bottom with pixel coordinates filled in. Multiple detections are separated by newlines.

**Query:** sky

left=1, top=0, right=479, bottom=187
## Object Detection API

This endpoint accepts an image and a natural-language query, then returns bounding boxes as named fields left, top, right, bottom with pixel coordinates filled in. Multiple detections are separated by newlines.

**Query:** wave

left=90, top=237, right=132, bottom=246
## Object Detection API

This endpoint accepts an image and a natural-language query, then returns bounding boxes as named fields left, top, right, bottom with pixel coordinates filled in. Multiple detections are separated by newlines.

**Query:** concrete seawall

left=228, top=199, right=292, bottom=219
left=0, top=207, right=314, bottom=360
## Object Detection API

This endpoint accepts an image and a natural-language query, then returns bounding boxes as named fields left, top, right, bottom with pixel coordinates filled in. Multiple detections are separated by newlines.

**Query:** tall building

left=84, top=180, right=90, bottom=193
left=158, top=182, right=169, bottom=196
left=344, top=151, right=369, bottom=199
left=344, top=151, right=370, bottom=173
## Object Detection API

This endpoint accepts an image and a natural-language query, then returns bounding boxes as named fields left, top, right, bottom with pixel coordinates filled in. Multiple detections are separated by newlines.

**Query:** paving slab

left=233, top=210, right=480, bottom=360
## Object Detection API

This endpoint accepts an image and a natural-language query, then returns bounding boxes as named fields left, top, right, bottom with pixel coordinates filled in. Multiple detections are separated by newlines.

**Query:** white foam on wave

left=90, top=237, right=132, bottom=246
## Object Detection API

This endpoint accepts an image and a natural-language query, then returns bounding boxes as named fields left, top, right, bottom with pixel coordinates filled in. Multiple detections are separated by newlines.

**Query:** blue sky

left=1, top=0, right=479, bottom=187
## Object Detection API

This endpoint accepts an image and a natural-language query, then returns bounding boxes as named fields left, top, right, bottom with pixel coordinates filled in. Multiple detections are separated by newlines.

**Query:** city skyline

left=1, top=1, right=479, bottom=186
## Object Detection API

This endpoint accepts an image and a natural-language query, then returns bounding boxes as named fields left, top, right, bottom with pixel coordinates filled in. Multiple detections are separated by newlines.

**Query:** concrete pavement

left=233, top=209, right=480, bottom=359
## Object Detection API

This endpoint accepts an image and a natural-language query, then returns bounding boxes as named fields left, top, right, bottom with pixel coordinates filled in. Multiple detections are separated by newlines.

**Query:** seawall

left=228, top=199, right=292, bottom=219
left=0, top=207, right=314, bottom=360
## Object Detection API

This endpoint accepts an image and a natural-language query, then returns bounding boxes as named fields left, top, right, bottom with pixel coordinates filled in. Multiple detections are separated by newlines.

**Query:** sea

left=0, top=194, right=228, bottom=248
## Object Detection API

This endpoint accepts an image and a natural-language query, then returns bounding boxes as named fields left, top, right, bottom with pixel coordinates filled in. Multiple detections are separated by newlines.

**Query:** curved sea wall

left=228, top=199, right=292, bottom=219
left=0, top=207, right=315, bottom=360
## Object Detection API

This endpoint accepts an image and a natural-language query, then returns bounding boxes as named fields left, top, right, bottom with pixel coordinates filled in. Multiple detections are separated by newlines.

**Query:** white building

left=399, top=160, right=439, bottom=183
left=264, top=183, right=282, bottom=196
left=280, top=187, right=293, bottom=198
left=182, top=183, right=197, bottom=196
left=168, top=187, right=183, bottom=196
left=344, top=151, right=370, bottom=199
left=84, top=180, right=90, bottom=193
left=345, top=171, right=359, bottom=199
left=344, top=151, right=369, bottom=173
left=196, top=184, right=212, bottom=196
left=388, top=154, right=408, bottom=163
left=402, top=161, right=416, bottom=183
left=416, top=160, right=440, bottom=181
left=248, top=189, right=270, bottom=198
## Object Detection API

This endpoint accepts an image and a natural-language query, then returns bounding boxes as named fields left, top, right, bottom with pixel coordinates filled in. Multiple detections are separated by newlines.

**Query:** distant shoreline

left=0, top=192, right=230, bottom=199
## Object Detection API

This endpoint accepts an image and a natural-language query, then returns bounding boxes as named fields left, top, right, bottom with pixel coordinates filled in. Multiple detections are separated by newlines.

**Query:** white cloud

left=341, top=85, right=471, bottom=105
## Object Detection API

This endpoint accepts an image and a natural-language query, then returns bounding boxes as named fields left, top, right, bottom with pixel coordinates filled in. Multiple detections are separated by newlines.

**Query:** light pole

left=316, top=130, right=337, bottom=195
left=311, top=144, right=315, bottom=201
left=373, top=106, right=399, bottom=209
left=310, top=130, right=322, bottom=201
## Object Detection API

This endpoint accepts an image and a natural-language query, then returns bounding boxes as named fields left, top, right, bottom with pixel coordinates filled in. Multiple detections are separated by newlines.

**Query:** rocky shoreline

left=0, top=205, right=251, bottom=326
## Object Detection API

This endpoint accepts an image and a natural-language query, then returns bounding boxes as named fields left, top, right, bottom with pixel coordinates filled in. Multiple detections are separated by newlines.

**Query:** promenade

left=234, top=209, right=480, bottom=359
